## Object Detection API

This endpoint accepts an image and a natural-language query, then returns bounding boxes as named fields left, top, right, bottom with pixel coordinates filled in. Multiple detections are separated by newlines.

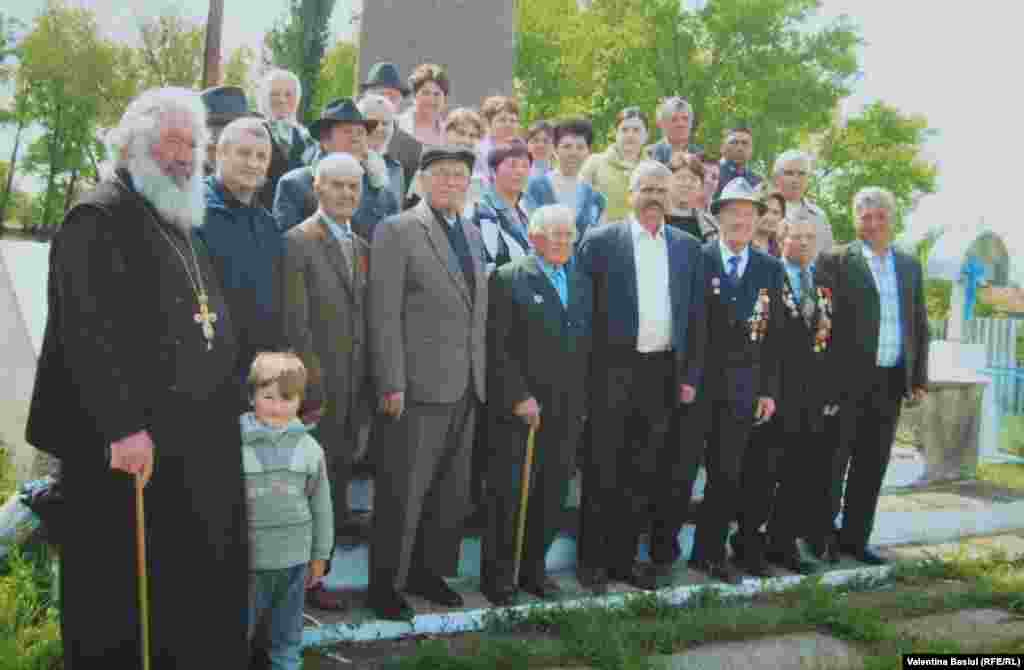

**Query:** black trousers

left=833, top=365, right=905, bottom=550
left=736, top=418, right=782, bottom=546
left=648, top=402, right=704, bottom=565
left=480, top=413, right=582, bottom=591
left=691, top=366, right=757, bottom=564
left=578, top=350, right=675, bottom=571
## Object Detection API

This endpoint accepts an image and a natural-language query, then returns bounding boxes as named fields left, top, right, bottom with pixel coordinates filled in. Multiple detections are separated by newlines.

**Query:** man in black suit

left=816, top=187, right=929, bottom=565
left=576, top=160, right=706, bottom=593
left=690, top=177, right=783, bottom=583
left=360, top=61, right=423, bottom=198
left=738, top=216, right=836, bottom=575
left=480, top=204, right=593, bottom=606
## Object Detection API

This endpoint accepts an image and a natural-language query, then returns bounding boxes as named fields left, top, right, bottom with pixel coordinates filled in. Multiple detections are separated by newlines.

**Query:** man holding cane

left=480, top=205, right=593, bottom=606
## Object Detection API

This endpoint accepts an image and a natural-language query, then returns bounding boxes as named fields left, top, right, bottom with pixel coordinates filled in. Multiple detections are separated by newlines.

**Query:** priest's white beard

left=126, top=152, right=205, bottom=233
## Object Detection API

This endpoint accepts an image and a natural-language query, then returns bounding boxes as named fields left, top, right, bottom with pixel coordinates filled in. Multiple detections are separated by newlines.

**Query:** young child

left=243, top=352, right=333, bottom=669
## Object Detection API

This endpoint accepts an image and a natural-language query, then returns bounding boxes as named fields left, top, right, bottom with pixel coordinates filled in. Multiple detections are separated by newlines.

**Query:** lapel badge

left=712, top=277, right=721, bottom=295
left=534, top=294, right=544, bottom=304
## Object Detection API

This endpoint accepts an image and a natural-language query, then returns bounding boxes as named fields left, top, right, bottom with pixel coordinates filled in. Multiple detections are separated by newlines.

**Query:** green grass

left=379, top=554, right=1024, bottom=670
left=978, top=462, right=1024, bottom=490
left=0, top=449, right=62, bottom=670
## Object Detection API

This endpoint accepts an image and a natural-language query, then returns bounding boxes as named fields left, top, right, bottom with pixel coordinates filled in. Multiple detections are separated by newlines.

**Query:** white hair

left=853, top=187, right=897, bottom=218
left=106, top=87, right=209, bottom=174
left=772, top=149, right=814, bottom=177
left=314, top=153, right=364, bottom=182
left=528, top=204, right=577, bottom=241
left=258, top=68, right=302, bottom=121
left=217, top=117, right=271, bottom=152
left=104, top=87, right=208, bottom=232
left=358, top=93, right=396, bottom=149
left=657, top=96, right=693, bottom=127
left=629, top=160, right=672, bottom=192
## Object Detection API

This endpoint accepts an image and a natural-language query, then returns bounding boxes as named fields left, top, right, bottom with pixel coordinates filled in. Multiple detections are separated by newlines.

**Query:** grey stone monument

left=357, top=0, right=516, bottom=109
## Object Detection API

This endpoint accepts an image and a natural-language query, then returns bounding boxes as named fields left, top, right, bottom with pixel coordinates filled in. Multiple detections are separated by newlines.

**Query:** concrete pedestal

left=920, top=378, right=987, bottom=483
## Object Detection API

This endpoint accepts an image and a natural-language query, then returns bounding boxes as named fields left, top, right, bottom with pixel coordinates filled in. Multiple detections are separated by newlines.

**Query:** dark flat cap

left=361, top=61, right=410, bottom=96
left=201, top=86, right=260, bottom=127
left=420, top=145, right=476, bottom=172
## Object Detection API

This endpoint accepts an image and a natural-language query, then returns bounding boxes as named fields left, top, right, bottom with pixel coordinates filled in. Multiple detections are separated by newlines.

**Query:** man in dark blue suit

left=816, top=187, right=929, bottom=566
left=690, top=177, right=784, bottom=584
left=576, top=160, right=706, bottom=592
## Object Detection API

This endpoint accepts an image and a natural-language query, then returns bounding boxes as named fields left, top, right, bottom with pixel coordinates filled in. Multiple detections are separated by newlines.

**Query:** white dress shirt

left=632, top=218, right=673, bottom=353
left=719, top=242, right=751, bottom=280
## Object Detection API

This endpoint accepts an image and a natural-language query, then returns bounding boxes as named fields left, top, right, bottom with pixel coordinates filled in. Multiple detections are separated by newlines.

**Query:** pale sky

left=3, top=0, right=1021, bottom=269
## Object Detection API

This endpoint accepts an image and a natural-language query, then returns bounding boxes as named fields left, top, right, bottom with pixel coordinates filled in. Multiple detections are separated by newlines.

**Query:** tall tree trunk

left=63, top=168, right=79, bottom=216
left=202, top=0, right=225, bottom=89
left=0, top=115, right=25, bottom=226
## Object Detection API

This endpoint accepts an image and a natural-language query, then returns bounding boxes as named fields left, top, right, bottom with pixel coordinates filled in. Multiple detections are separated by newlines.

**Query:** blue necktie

left=727, top=256, right=741, bottom=287
left=552, top=267, right=568, bottom=308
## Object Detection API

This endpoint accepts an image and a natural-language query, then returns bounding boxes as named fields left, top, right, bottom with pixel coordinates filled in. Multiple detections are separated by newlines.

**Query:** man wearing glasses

left=575, top=160, right=706, bottom=593
left=772, top=149, right=834, bottom=258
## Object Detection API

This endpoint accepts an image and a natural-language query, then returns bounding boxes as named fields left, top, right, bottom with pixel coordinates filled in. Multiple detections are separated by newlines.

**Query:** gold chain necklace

left=150, top=220, right=218, bottom=351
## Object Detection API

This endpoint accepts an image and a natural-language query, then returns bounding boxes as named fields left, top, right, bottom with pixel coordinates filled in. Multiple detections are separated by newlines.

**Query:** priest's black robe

left=26, top=170, right=250, bottom=669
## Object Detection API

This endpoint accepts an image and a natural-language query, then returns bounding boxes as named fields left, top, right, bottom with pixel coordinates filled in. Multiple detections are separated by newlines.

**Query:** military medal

left=712, top=277, right=721, bottom=295
left=747, top=289, right=770, bottom=343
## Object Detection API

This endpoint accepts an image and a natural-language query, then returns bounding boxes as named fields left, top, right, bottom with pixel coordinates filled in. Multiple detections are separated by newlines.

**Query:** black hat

left=361, top=61, right=409, bottom=96
left=309, top=98, right=379, bottom=141
left=420, top=145, right=476, bottom=173
left=201, top=86, right=260, bottom=127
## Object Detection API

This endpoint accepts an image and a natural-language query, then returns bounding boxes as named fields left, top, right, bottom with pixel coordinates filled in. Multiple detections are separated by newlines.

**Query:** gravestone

left=358, top=0, right=516, bottom=109
left=0, top=240, right=53, bottom=483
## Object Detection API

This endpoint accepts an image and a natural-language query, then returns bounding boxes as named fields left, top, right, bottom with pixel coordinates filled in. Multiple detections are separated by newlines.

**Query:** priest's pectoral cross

left=193, top=293, right=218, bottom=351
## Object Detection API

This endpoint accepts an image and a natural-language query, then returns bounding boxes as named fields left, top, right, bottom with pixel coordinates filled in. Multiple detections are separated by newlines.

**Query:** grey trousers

left=369, top=392, right=475, bottom=592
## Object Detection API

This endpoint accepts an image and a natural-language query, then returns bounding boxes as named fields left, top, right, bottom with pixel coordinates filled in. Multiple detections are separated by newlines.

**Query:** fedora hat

left=711, top=177, right=767, bottom=216
left=361, top=61, right=410, bottom=96
left=309, top=98, right=379, bottom=141
left=201, top=86, right=260, bottom=127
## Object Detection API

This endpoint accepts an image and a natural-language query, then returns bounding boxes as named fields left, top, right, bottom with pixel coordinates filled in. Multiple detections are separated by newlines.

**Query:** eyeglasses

left=430, top=169, right=470, bottom=181
left=638, top=187, right=669, bottom=196
left=781, top=169, right=809, bottom=178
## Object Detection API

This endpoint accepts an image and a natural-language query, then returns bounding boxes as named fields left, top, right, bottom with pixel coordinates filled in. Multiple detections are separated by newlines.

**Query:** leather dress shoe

left=690, top=559, right=743, bottom=585
left=742, top=553, right=772, bottom=578
left=576, top=566, right=609, bottom=594
left=608, top=564, right=658, bottom=591
left=841, top=544, right=888, bottom=565
left=808, top=535, right=841, bottom=565
left=405, top=574, right=464, bottom=607
left=481, top=586, right=517, bottom=607
left=766, top=543, right=816, bottom=575
left=367, top=588, right=414, bottom=621
left=305, top=583, right=348, bottom=611
left=650, top=560, right=676, bottom=578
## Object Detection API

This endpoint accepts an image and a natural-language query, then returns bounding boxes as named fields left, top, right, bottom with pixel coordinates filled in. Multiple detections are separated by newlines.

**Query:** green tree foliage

left=264, top=0, right=336, bottom=124
left=223, top=45, right=257, bottom=103
left=312, top=40, right=357, bottom=116
left=17, top=1, right=126, bottom=233
left=516, top=0, right=863, bottom=157
left=811, top=101, right=939, bottom=242
left=134, top=12, right=205, bottom=90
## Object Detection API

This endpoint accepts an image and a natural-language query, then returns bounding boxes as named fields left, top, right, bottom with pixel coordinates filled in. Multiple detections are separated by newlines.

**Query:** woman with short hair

left=578, top=106, right=648, bottom=221
left=475, top=95, right=522, bottom=184
left=358, top=93, right=404, bottom=205
left=665, top=151, right=719, bottom=242
left=473, top=140, right=533, bottom=271
left=396, top=63, right=449, bottom=146
left=525, top=119, right=555, bottom=177
left=257, top=68, right=319, bottom=209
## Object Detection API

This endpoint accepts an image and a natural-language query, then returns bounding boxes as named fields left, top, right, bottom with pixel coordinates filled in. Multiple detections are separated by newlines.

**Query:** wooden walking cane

left=512, top=423, right=538, bottom=588
left=135, top=473, right=152, bottom=670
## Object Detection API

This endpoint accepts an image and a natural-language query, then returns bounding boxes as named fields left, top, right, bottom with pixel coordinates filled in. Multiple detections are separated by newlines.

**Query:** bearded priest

left=26, top=87, right=249, bottom=668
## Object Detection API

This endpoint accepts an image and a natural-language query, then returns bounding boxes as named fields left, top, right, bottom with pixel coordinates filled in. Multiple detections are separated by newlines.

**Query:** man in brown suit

left=367, top=146, right=486, bottom=620
left=282, top=153, right=372, bottom=610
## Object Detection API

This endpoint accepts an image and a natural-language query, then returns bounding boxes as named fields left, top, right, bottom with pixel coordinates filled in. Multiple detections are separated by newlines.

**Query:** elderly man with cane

left=480, top=204, right=593, bottom=606
left=26, top=87, right=249, bottom=668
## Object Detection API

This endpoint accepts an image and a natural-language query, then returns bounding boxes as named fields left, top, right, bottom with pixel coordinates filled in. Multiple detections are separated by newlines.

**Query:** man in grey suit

left=367, top=146, right=487, bottom=620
